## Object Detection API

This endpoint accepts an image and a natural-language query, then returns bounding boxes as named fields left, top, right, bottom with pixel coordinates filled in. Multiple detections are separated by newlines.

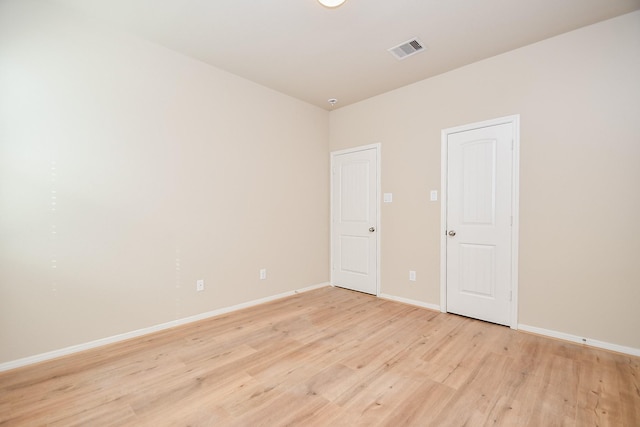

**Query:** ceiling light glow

left=318, top=0, right=346, bottom=8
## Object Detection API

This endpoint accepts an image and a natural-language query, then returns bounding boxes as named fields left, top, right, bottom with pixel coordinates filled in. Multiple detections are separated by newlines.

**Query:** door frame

left=330, top=143, right=381, bottom=296
left=440, top=115, right=520, bottom=329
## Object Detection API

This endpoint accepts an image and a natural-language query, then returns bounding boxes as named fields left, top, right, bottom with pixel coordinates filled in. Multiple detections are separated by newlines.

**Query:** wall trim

left=379, top=293, right=440, bottom=312
left=7, top=284, right=636, bottom=372
left=379, top=295, right=639, bottom=357
left=518, top=324, right=640, bottom=357
left=377, top=294, right=640, bottom=357
left=0, top=282, right=330, bottom=373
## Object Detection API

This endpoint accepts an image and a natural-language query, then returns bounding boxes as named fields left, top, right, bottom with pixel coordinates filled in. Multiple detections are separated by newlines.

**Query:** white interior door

left=331, top=146, right=379, bottom=295
left=443, top=118, right=518, bottom=327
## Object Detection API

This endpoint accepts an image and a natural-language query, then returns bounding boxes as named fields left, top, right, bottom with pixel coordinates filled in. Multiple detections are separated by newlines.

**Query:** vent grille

left=388, top=38, right=425, bottom=60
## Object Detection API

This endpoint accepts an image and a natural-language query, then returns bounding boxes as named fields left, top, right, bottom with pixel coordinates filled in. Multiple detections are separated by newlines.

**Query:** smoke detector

left=388, top=38, right=426, bottom=60
left=328, top=98, right=338, bottom=107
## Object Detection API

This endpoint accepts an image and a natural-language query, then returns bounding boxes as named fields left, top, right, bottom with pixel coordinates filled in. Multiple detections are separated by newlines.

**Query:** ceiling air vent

left=388, top=38, right=425, bottom=60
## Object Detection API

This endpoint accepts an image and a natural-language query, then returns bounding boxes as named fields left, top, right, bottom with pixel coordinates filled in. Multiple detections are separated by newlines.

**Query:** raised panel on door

left=340, top=161, right=370, bottom=223
left=459, top=243, right=496, bottom=298
left=462, top=140, right=496, bottom=226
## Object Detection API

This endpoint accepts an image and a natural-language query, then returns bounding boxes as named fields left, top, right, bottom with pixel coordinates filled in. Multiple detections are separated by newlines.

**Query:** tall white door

left=331, top=146, right=378, bottom=295
left=444, top=121, right=516, bottom=326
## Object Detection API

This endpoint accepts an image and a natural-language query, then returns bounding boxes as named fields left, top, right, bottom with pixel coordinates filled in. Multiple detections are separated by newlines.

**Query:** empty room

left=1, top=0, right=639, bottom=425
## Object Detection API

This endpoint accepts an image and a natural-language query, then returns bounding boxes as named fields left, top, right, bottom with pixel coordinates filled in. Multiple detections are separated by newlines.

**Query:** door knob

left=448, top=230, right=456, bottom=236
left=369, top=227, right=375, bottom=232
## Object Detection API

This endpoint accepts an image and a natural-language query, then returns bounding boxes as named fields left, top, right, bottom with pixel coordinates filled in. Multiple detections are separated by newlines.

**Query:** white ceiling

left=49, top=0, right=640, bottom=110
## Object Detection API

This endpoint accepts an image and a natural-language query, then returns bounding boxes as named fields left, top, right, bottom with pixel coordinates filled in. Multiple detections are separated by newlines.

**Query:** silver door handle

left=369, top=227, right=375, bottom=232
left=448, top=230, right=456, bottom=236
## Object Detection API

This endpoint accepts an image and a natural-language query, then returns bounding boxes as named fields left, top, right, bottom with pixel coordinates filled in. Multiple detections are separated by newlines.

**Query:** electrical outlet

left=259, top=269, right=267, bottom=280
left=409, top=270, right=416, bottom=281
left=196, top=279, right=204, bottom=292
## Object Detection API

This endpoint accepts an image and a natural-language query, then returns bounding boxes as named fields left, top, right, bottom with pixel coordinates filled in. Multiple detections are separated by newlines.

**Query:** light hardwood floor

left=1, top=286, right=638, bottom=426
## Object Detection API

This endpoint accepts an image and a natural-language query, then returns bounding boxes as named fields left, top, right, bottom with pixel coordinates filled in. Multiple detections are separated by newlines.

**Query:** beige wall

left=0, top=0, right=329, bottom=363
left=1, top=1, right=638, bottom=366
left=330, top=11, right=640, bottom=349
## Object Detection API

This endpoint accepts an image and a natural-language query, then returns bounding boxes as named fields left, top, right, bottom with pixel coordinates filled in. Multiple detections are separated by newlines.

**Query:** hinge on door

left=511, top=139, right=514, bottom=151
left=511, top=216, right=513, bottom=226
left=509, top=290, right=513, bottom=302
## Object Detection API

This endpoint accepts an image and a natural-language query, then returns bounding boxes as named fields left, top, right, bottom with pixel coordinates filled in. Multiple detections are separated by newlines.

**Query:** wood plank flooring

left=1, top=286, right=638, bottom=426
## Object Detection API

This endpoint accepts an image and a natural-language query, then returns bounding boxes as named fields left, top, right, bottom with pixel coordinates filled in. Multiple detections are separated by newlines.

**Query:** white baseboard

left=0, top=282, right=330, bottom=373
left=518, top=324, right=640, bottom=357
left=376, top=295, right=640, bottom=357
left=378, top=293, right=441, bottom=312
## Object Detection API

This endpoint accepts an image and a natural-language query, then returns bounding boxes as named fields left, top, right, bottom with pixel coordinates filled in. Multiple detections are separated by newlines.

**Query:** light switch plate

left=430, top=190, right=438, bottom=201
left=383, top=193, right=393, bottom=203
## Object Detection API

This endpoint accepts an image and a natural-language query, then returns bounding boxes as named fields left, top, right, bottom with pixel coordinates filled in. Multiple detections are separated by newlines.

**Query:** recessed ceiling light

left=318, top=0, right=346, bottom=8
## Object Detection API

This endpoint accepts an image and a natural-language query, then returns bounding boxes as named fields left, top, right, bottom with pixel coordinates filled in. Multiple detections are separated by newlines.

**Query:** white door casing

left=440, top=116, right=519, bottom=328
left=331, top=144, right=380, bottom=295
